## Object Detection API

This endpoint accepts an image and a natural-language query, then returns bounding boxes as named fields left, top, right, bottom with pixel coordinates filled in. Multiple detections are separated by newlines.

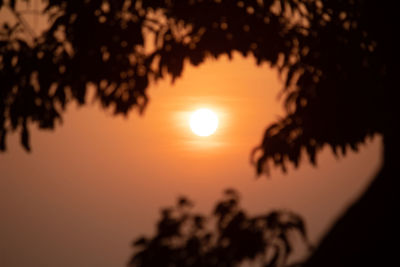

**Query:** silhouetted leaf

left=133, top=237, right=148, bottom=247
left=10, top=0, right=16, bottom=10
left=21, top=123, right=30, bottom=151
left=0, top=130, right=5, bottom=150
left=177, top=196, right=192, bottom=208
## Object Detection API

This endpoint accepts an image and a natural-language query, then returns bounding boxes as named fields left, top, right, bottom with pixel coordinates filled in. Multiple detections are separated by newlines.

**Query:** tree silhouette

left=1, top=0, right=397, bottom=266
left=129, top=189, right=310, bottom=267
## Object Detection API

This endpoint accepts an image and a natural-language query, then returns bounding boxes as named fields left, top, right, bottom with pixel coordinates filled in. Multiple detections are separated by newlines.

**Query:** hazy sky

left=0, top=54, right=382, bottom=267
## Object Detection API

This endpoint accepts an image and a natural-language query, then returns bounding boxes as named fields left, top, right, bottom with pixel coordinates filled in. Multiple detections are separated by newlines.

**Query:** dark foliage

left=129, top=189, right=310, bottom=267
left=1, top=0, right=394, bottom=172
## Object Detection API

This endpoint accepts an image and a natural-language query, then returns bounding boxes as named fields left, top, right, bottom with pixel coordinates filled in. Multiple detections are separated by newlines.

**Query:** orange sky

left=0, top=54, right=382, bottom=266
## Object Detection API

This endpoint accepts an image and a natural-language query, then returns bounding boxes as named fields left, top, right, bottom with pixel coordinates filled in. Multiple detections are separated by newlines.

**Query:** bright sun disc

left=190, top=108, right=219, bottom=137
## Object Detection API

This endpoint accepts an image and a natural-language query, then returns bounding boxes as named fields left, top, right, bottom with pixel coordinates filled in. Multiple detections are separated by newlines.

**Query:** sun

left=190, top=108, right=219, bottom=137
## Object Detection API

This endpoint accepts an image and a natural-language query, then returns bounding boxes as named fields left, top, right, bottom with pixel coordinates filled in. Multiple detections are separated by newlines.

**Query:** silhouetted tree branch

left=0, top=1, right=394, bottom=173
left=129, top=189, right=311, bottom=267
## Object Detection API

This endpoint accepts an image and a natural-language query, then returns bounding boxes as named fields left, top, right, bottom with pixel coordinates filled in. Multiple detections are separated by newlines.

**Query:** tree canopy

left=1, top=0, right=395, bottom=173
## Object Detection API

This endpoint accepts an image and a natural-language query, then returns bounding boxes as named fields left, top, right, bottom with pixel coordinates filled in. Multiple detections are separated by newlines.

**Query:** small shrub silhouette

left=129, top=189, right=310, bottom=267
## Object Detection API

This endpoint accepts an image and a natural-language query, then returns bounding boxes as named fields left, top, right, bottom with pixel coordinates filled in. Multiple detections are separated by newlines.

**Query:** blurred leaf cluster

left=1, top=0, right=395, bottom=175
left=130, top=189, right=310, bottom=267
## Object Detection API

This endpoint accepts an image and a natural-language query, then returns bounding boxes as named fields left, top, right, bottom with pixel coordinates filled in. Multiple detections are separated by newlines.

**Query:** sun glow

left=189, top=108, right=219, bottom=137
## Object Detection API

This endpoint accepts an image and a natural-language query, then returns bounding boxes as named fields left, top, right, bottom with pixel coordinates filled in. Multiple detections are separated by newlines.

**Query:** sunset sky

left=0, top=53, right=382, bottom=266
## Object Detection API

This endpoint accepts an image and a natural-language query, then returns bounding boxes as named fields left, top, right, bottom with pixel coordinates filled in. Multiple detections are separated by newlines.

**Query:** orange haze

left=0, top=54, right=381, bottom=267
